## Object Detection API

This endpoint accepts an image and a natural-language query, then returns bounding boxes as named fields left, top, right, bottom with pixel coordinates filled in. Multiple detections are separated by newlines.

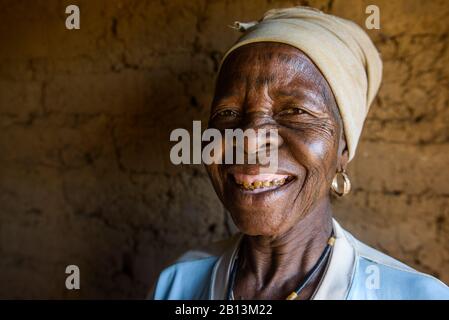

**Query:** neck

left=236, top=199, right=334, bottom=299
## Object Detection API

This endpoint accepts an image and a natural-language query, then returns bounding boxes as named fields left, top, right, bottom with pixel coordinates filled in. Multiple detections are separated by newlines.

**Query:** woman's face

left=206, top=43, right=347, bottom=237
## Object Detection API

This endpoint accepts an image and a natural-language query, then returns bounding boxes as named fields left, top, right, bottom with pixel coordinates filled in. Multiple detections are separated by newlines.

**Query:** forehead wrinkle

left=217, top=43, right=339, bottom=114
left=249, top=50, right=325, bottom=95
left=267, top=49, right=339, bottom=118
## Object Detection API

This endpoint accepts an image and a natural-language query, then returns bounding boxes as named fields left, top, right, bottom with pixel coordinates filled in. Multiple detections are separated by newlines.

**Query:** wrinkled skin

left=205, top=43, right=349, bottom=300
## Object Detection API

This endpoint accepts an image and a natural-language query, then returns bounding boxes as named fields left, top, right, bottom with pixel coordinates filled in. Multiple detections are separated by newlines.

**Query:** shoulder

left=344, top=230, right=449, bottom=300
left=151, top=235, right=239, bottom=300
left=152, top=255, right=218, bottom=300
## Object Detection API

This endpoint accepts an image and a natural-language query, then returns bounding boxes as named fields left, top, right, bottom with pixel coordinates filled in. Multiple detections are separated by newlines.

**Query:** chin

left=229, top=207, right=290, bottom=237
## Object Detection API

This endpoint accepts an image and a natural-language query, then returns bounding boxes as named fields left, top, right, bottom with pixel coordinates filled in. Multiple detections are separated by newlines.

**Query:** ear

left=338, top=134, right=349, bottom=172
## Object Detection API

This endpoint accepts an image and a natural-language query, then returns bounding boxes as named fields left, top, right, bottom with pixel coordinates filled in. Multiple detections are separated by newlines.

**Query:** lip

left=227, top=165, right=294, bottom=177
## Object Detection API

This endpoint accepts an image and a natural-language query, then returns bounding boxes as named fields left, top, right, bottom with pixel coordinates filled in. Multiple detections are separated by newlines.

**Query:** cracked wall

left=0, top=0, right=448, bottom=298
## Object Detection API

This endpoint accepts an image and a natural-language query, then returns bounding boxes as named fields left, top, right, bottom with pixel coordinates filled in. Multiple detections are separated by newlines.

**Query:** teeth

left=263, top=181, right=271, bottom=187
left=237, top=178, right=290, bottom=190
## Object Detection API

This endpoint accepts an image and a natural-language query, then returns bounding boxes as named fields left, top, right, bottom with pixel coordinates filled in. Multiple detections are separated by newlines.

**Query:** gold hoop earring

left=331, top=170, right=351, bottom=197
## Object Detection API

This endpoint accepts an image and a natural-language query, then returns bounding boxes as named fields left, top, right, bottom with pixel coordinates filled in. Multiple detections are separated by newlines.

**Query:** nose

left=238, top=112, right=283, bottom=157
left=242, top=127, right=283, bottom=157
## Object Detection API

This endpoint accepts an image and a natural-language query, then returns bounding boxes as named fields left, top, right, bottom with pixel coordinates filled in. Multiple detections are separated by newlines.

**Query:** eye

left=279, top=106, right=306, bottom=116
left=213, top=109, right=240, bottom=119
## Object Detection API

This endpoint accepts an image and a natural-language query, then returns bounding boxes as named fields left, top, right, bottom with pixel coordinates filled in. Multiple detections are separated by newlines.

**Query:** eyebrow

left=274, top=87, right=332, bottom=115
left=274, top=89, right=307, bottom=100
left=277, top=79, right=333, bottom=105
left=215, top=79, right=327, bottom=104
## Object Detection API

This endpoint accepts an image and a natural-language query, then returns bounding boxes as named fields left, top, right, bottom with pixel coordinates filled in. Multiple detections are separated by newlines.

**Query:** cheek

left=306, top=136, right=338, bottom=179
left=284, top=128, right=335, bottom=165
left=304, top=137, right=338, bottom=192
left=284, top=127, right=338, bottom=192
left=308, top=137, right=331, bottom=160
left=302, top=121, right=338, bottom=162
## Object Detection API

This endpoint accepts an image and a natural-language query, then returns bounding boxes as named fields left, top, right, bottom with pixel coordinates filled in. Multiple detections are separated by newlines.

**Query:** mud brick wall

left=0, top=0, right=448, bottom=298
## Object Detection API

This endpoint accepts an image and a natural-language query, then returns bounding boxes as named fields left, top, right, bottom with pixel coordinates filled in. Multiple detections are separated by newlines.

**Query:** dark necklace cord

left=286, top=234, right=335, bottom=300
left=227, top=232, right=335, bottom=300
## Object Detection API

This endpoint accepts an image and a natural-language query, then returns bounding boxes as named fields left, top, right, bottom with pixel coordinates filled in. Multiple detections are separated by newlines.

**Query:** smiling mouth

left=231, top=173, right=295, bottom=192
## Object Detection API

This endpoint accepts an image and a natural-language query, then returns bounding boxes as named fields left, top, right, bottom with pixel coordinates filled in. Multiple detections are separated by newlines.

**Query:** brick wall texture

left=0, top=0, right=448, bottom=298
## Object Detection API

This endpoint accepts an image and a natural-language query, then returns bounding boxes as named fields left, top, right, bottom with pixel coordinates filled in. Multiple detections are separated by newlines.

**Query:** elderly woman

left=152, top=7, right=449, bottom=299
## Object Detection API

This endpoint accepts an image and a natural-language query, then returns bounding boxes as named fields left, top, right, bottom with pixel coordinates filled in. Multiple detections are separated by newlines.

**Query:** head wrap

left=220, top=6, right=383, bottom=161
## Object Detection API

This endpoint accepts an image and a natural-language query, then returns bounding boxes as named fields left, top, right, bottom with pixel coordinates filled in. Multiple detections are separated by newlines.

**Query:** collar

left=208, top=219, right=356, bottom=300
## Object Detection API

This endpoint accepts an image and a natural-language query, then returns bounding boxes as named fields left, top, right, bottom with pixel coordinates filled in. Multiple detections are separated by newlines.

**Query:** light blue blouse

left=152, top=219, right=449, bottom=300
